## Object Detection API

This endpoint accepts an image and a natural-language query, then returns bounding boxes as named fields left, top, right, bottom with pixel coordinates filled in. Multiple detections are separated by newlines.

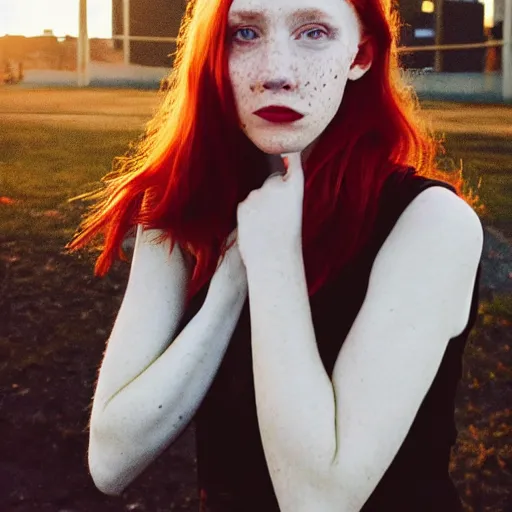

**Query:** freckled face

left=227, top=0, right=362, bottom=155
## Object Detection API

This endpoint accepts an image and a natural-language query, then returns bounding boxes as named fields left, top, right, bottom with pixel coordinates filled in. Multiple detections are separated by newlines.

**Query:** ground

left=0, top=88, right=511, bottom=511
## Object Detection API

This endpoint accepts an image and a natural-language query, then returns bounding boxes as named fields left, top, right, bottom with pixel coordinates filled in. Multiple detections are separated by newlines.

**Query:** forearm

left=89, top=286, right=246, bottom=493
left=247, top=252, right=336, bottom=479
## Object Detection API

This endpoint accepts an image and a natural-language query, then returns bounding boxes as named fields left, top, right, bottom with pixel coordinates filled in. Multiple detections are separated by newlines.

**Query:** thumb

left=226, top=227, right=238, bottom=246
left=281, top=152, right=304, bottom=186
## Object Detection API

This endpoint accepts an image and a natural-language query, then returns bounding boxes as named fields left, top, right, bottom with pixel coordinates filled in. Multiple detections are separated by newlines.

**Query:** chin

left=251, top=136, right=310, bottom=156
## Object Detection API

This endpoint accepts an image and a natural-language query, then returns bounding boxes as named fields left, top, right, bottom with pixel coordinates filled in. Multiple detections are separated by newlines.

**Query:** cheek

left=229, top=58, right=255, bottom=113
left=301, top=57, right=351, bottom=112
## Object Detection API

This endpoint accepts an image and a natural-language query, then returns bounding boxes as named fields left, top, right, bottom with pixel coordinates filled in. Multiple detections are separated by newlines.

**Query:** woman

left=68, top=0, right=484, bottom=510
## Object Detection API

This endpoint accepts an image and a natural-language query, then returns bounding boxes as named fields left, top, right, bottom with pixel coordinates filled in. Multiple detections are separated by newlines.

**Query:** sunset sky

left=0, top=0, right=112, bottom=38
left=0, top=0, right=497, bottom=38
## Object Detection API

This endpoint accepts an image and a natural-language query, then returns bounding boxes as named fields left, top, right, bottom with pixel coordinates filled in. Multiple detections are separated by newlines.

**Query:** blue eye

left=233, top=28, right=259, bottom=42
left=302, top=28, right=328, bottom=40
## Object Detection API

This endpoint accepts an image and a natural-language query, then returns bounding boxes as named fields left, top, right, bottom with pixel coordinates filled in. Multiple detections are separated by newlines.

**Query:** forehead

left=228, top=0, right=348, bottom=21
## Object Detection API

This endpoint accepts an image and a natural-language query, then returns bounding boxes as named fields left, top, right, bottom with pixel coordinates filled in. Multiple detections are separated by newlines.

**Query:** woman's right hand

left=208, top=229, right=248, bottom=303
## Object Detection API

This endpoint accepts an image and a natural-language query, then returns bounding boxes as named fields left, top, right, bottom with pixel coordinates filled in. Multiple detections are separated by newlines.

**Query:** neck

left=264, top=140, right=316, bottom=176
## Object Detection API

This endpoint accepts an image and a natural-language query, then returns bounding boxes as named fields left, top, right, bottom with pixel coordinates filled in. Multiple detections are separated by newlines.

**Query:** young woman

left=68, top=0, right=483, bottom=510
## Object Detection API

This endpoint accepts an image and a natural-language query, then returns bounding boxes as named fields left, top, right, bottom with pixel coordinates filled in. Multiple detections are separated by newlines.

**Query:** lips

left=253, top=106, right=304, bottom=123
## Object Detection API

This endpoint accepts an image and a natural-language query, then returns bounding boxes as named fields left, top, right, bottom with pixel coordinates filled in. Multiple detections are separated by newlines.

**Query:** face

left=227, top=0, right=370, bottom=155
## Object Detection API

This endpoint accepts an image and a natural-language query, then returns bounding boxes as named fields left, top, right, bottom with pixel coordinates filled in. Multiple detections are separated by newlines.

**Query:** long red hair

left=67, top=0, right=481, bottom=301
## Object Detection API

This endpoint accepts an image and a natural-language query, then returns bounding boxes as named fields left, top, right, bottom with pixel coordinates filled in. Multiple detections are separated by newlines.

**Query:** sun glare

left=0, top=0, right=112, bottom=38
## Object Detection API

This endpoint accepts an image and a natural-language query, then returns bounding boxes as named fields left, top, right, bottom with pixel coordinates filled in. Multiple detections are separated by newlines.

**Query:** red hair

left=67, top=0, right=482, bottom=301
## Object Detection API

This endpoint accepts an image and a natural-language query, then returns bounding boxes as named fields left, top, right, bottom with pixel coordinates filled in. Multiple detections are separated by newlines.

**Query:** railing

left=397, top=39, right=504, bottom=53
left=111, top=35, right=177, bottom=43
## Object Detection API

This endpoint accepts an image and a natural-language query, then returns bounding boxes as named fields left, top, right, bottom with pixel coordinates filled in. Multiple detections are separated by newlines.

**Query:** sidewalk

left=20, top=61, right=169, bottom=89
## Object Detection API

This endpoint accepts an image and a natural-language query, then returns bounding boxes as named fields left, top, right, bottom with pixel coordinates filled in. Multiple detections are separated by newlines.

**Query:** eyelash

left=231, top=25, right=333, bottom=44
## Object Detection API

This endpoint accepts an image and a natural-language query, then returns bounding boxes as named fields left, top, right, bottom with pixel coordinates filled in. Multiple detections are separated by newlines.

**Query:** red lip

left=253, top=106, right=304, bottom=123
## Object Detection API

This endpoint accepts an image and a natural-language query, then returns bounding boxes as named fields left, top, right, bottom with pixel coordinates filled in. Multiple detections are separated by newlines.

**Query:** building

left=491, top=0, right=504, bottom=38
left=399, top=0, right=486, bottom=71
left=494, top=0, right=505, bottom=25
left=489, top=0, right=505, bottom=70
left=113, top=0, right=486, bottom=71
left=112, top=0, right=186, bottom=67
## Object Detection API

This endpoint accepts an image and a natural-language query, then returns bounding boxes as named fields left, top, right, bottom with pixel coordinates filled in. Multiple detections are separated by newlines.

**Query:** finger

left=281, top=152, right=304, bottom=184
left=268, top=171, right=286, bottom=180
left=226, top=227, right=238, bottom=247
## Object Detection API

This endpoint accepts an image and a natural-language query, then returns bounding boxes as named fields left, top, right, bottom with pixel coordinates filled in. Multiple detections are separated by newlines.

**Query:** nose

left=253, top=38, right=297, bottom=93
left=263, top=78, right=292, bottom=91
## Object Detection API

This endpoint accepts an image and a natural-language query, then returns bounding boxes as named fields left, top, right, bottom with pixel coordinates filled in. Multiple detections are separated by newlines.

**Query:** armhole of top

left=372, top=170, right=458, bottom=251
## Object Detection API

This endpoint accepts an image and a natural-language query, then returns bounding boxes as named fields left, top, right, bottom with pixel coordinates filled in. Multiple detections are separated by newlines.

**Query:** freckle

left=314, top=87, right=317, bottom=91
left=158, top=405, right=162, bottom=409
left=179, top=415, right=183, bottom=420
left=323, top=84, right=326, bottom=87
left=335, top=75, right=338, bottom=79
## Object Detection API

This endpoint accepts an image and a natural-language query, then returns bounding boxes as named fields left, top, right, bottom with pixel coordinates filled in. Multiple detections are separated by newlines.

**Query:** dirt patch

left=0, top=89, right=161, bottom=130
left=0, top=242, right=199, bottom=512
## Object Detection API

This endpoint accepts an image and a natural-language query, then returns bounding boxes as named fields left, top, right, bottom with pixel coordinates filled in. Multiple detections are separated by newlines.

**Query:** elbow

left=87, top=403, right=166, bottom=495
left=90, top=468, right=125, bottom=497
left=88, top=424, right=130, bottom=496
left=88, top=443, right=127, bottom=496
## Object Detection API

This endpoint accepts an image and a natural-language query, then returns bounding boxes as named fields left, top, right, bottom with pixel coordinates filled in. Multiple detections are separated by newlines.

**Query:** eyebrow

left=228, top=8, right=331, bottom=24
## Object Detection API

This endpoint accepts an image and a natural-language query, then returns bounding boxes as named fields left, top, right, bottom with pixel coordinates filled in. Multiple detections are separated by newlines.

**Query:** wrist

left=245, top=244, right=301, bottom=273
left=245, top=251, right=304, bottom=290
left=205, top=276, right=248, bottom=311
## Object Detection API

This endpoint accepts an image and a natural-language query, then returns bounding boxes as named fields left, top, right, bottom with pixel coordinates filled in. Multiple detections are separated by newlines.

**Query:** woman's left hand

left=237, top=152, right=305, bottom=268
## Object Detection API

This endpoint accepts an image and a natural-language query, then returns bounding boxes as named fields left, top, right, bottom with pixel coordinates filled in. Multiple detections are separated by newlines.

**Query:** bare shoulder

left=379, top=185, right=483, bottom=260
left=417, top=186, right=482, bottom=258
left=407, top=185, right=481, bottom=225
left=368, top=185, right=483, bottom=337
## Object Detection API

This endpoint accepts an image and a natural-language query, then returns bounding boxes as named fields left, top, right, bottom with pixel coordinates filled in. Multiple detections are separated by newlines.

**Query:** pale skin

left=228, top=0, right=370, bottom=155
left=87, top=0, right=483, bottom=509
left=88, top=226, right=247, bottom=494
left=238, top=156, right=483, bottom=512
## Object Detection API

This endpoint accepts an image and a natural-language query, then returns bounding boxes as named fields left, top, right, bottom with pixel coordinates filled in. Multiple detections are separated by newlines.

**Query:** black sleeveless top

left=180, top=167, right=481, bottom=512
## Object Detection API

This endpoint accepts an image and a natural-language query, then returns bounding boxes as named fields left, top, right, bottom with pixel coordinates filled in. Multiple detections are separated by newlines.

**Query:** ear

left=348, top=36, right=374, bottom=81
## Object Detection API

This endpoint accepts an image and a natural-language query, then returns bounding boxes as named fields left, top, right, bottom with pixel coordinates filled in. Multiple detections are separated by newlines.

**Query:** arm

left=89, top=226, right=247, bottom=496
left=246, top=187, right=483, bottom=511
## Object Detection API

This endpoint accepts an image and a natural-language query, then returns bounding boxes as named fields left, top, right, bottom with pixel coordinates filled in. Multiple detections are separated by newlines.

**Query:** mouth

left=253, top=106, right=304, bottom=124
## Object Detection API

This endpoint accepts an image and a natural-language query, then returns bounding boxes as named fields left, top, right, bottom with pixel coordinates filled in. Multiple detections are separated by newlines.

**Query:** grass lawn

left=0, top=89, right=511, bottom=512
left=441, top=132, right=512, bottom=238
left=0, top=124, right=139, bottom=242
